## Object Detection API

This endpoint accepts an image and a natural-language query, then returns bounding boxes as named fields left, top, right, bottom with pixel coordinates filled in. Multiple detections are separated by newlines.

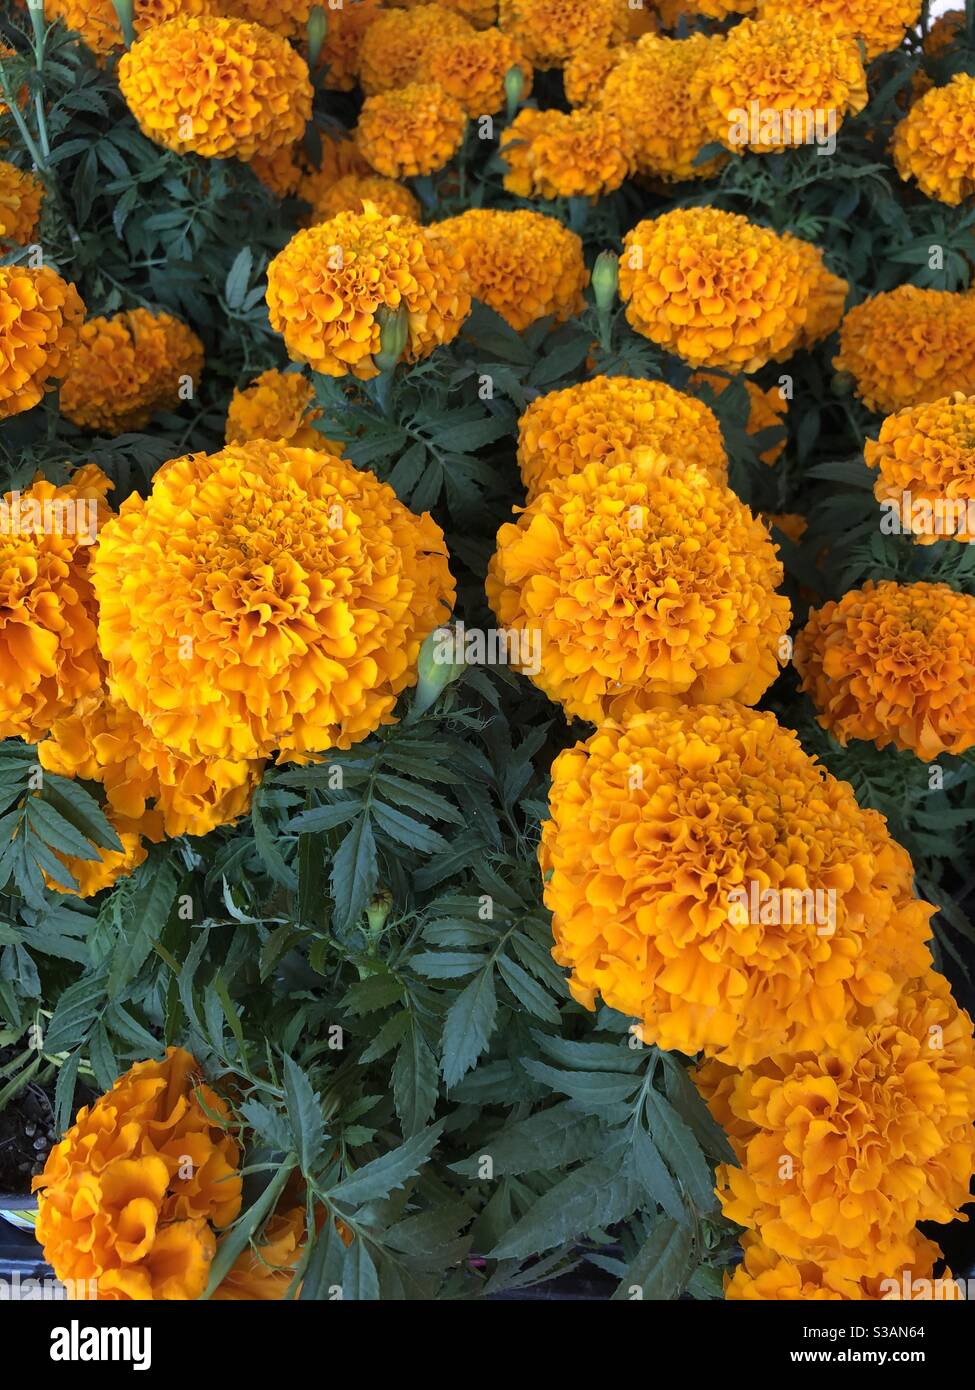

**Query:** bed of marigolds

left=2, top=0, right=975, bottom=1304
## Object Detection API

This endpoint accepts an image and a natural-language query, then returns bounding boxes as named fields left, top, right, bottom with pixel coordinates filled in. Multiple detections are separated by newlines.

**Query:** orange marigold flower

left=500, top=106, right=636, bottom=200
left=865, top=392, right=975, bottom=546
left=219, top=0, right=315, bottom=37
left=619, top=206, right=812, bottom=372
left=291, top=135, right=374, bottom=208
left=303, top=171, right=422, bottom=224
left=691, top=16, right=867, bottom=156
left=599, top=33, right=727, bottom=181
left=0, top=468, right=109, bottom=741
left=674, top=0, right=757, bottom=17
left=356, top=82, right=467, bottom=178
left=33, top=1049, right=241, bottom=1300
left=247, top=143, right=306, bottom=198
left=225, top=368, right=344, bottom=453
left=0, top=161, right=43, bottom=248
left=0, top=264, right=84, bottom=419
left=487, top=461, right=790, bottom=719
left=118, top=16, right=313, bottom=160
left=795, top=579, right=975, bottom=759
left=212, top=1206, right=306, bottom=1300
left=357, top=4, right=473, bottom=95
left=782, top=233, right=848, bottom=349
left=39, top=688, right=265, bottom=840
left=59, top=308, right=203, bottom=435
left=563, top=43, right=629, bottom=107
left=422, top=25, right=532, bottom=116
left=708, top=972, right=975, bottom=1275
left=312, top=0, right=383, bottom=91
left=46, top=813, right=149, bottom=899
left=924, top=8, right=964, bottom=57
left=497, top=0, right=627, bottom=68
left=759, top=0, right=921, bottom=62
left=834, top=286, right=975, bottom=414
left=724, top=1230, right=956, bottom=1301
left=45, top=0, right=220, bottom=56
left=389, top=0, right=498, bottom=25
left=517, top=374, right=727, bottom=502
left=540, top=704, right=935, bottom=1064
left=266, top=208, right=470, bottom=379
left=92, top=443, right=456, bottom=761
left=429, top=207, right=585, bottom=332
left=692, top=372, right=788, bottom=465
left=893, top=74, right=975, bottom=206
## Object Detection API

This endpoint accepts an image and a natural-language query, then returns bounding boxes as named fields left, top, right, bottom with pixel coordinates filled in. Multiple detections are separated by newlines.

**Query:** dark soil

left=0, top=1047, right=57, bottom=1197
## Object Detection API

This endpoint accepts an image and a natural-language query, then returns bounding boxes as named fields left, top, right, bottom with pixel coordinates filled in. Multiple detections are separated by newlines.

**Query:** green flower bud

left=307, top=5, right=328, bottom=73
left=590, top=251, right=619, bottom=313
left=374, top=304, right=409, bottom=373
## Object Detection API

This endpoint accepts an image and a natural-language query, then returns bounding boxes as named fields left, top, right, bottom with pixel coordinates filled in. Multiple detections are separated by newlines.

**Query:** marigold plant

left=357, top=3, right=473, bottom=95
left=33, top=1049, right=242, bottom=1299
left=47, top=818, right=149, bottom=899
left=430, top=207, right=585, bottom=332
left=692, top=372, right=788, bottom=465
left=59, top=308, right=203, bottom=434
left=705, top=971, right=975, bottom=1278
left=266, top=208, right=470, bottom=379
left=302, top=172, right=422, bottom=225
left=516, top=374, right=728, bottom=502
left=0, top=264, right=84, bottom=419
left=500, top=106, right=636, bottom=200
left=356, top=82, right=467, bottom=179
left=563, top=43, right=628, bottom=108
left=723, top=1230, right=954, bottom=1301
left=794, top=579, right=975, bottom=759
left=45, top=0, right=220, bottom=55
left=619, top=206, right=812, bottom=372
left=893, top=74, right=975, bottom=206
left=539, top=704, right=935, bottom=1065
left=422, top=24, right=531, bottom=116
left=311, top=0, right=383, bottom=92
left=225, top=368, right=344, bottom=453
left=487, top=460, right=790, bottom=720
left=118, top=16, right=313, bottom=160
left=219, top=0, right=315, bottom=36
left=91, top=443, right=456, bottom=761
left=865, top=392, right=975, bottom=546
left=497, top=0, right=626, bottom=67
left=758, top=0, right=922, bottom=62
left=833, top=286, right=975, bottom=414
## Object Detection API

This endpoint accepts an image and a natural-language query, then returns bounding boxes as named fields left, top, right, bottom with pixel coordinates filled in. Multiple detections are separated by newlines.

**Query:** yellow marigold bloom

left=46, top=814, right=149, bottom=899
left=422, top=25, right=532, bottom=116
left=356, top=82, right=467, bottom=179
left=691, top=17, right=867, bottom=156
left=0, top=469, right=109, bottom=742
left=0, top=161, right=43, bottom=248
left=430, top=207, right=585, bottom=332
left=795, top=579, right=975, bottom=759
left=304, top=172, right=422, bottom=224
left=39, top=689, right=264, bottom=840
left=782, top=233, right=848, bottom=350
left=219, top=0, right=315, bottom=37
left=599, top=33, right=727, bottom=182
left=517, top=374, right=727, bottom=502
left=33, top=1049, right=241, bottom=1300
left=724, top=1230, right=955, bottom=1301
left=290, top=136, right=374, bottom=207
left=497, top=0, right=626, bottom=67
left=0, top=264, right=84, bottom=419
left=313, top=0, right=383, bottom=91
left=225, top=368, right=344, bottom=454
left=709, top=972, right=975, bottom=1275
left=390, top=0, right=498, bottom=25
left=759, top=0, right=921, bottom=62
left=893, top=74, right=975, bottom=206
left=540, top=704, right=935, bottom=1065
left=248, top=144, right=305, bottom=198
left=487, top=461, right=790, bottom=719
left=358, top=4, right=473, bottom=95
left=925, top=8, right=964, bottom=57
left=563, top=44, right=629, bottom=108
left=118, top=16, right=313, bottom=160
left=692, top=372, right=788, bottom=465
left=675, top=0, right=756, bottom=16
left=865, top=392, right=975, bottom=546
left=619, top=207, right=812, bottom=372
left=834, top=286, right=975, bottom=414
left=92, top=444, right=456, bottom=761
left=266, top=209, right=470, bottom=379
left=45, top=0, right=220, bottom=56
left=59, top=308, right=203, bottom=435
left=500, top=106, right=636, bottom=200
